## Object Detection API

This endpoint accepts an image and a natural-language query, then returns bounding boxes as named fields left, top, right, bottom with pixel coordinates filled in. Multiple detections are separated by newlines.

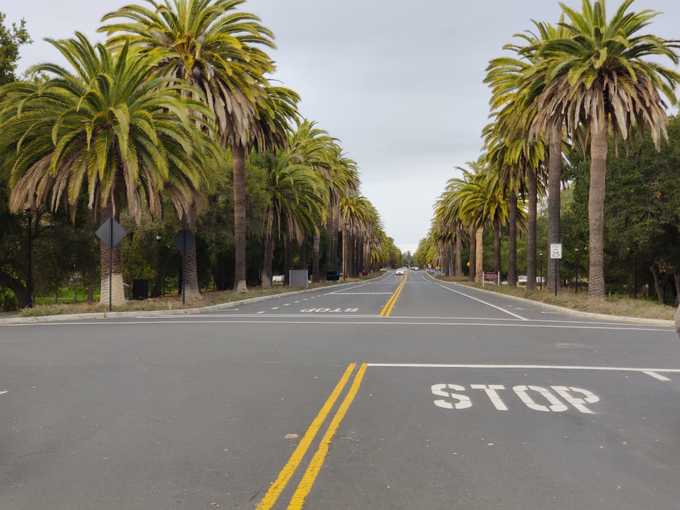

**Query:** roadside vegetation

left=16, top=272, right=381, bottom=318
left=416, top=0, right=680, bottom=322
left=0, top=2, right=402, bottom=313
left=437, top=276, right=675, bottom=321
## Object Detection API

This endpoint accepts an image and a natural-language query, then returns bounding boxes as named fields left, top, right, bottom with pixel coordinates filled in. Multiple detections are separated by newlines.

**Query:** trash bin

left=132, top=279, right=149, bottom=300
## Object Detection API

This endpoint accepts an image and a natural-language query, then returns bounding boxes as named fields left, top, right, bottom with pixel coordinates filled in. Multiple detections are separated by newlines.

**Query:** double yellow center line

left=379, top=272, right=408, bottom=317
left=257, top=362, right=368, bottom=510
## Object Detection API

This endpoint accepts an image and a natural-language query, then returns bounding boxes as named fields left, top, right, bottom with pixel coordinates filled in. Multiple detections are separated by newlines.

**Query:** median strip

left=256, top=363, right=356, bottom=510
left=379, top=274, right=408, bottom=317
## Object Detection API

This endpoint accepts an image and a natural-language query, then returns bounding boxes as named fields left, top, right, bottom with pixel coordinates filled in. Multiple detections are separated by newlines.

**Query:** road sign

left=96, top=218, right=128, bottom=248
left=175, top=230, right=195, bottom=254
left=550, top=243, right=563, bottom=260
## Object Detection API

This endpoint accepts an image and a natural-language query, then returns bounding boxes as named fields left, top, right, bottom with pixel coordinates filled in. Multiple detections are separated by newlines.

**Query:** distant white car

left=395, top=268, right=406, bottom=276
left=412, top=266, right=419, bottom=271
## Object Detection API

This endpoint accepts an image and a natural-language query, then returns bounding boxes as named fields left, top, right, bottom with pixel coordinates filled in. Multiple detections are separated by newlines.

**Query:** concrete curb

left=0, top=273, right=388, bottom=326
left=426, top=273, right=674, bottom=327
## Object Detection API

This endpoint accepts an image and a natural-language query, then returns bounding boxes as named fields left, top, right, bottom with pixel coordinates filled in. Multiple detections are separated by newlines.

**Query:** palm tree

left=100, top=0, right=287, bottom=293
left=339, top=194, right=372, bottom=278
left=532, top=0, right=679, bottom=298
left=0, top=34, right=211, bottom=306
left=485, top=26, right=553, bottom=291
left=445, top=162, right=507, bottom=282
left=323, top=146, right=360, bottom=276
left=287, top=120, right=337, bottom=282
left=252, top=151, right=326, bottom=288
left=488, top=20, right=569, bottom=292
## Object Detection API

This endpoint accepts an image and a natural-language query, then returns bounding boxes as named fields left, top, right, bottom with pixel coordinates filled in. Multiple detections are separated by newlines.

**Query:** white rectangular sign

left=550, top=243, right=563, bottom=260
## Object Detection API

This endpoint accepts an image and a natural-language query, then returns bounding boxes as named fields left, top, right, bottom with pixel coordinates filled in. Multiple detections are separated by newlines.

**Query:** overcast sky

left=5, top=0, right=680, bottom=252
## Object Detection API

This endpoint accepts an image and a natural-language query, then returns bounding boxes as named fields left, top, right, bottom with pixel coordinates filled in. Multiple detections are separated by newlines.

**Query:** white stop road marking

left=432, top=384, right=600, bottom=414
left=300, top=308, right=360, bottom=313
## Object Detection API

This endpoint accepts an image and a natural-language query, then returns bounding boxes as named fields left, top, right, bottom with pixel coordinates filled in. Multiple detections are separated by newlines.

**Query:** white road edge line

left=367, top=363, right=680, bottom=374
left=432, top=281, right=528, bottom=321
left=643, top=371, right=672, bottom=382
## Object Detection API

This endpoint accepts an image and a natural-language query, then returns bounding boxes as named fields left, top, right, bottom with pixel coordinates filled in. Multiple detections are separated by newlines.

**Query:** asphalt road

left=1, top=270, right=678, bottom=509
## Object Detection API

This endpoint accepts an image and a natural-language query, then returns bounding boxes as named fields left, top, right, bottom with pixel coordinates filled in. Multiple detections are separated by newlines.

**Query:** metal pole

left=109, top=217, right=113, bottom=312
left=27, top=213, right=33, bottom=308
left=554, top=260, right=558, bottom=297
left=182, top=229, right=186, bottom=305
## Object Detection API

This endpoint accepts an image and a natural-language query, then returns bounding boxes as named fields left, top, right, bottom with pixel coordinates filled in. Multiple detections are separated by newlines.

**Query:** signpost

left=96, top=218, right=128, bottom=311
left=550, top=243, right=563, bottom=297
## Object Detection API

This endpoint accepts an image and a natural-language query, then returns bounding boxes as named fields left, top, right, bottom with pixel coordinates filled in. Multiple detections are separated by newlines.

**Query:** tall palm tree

left=533, top=0, right=679, bottom=298
left=485, top=26, right=552, bottom=291
left=287, top=120, right=337, bottom=282
left=0, top=34, right=212, bottom=306
left=324, top=146, right=360, bottom=275
left=488, top=20, right=569, bottom=291
left=100, top=0, right=287, bottom=293
left=252, top=151, right=326, bottom=288
left=339, top=194, right=372, bottom=278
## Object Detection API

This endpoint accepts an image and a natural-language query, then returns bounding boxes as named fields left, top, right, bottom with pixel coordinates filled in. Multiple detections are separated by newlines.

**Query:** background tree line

left=0, top=2, right=401, bottom=311
left=415, top=0, right=680, bottom=307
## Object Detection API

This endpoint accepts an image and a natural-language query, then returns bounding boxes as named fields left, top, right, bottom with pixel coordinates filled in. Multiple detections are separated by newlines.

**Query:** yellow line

left=256, top=363, right=357, bottom=510
left=287, top=363, right=368, bottom=510
left=379, top=273, right=408, bottom=317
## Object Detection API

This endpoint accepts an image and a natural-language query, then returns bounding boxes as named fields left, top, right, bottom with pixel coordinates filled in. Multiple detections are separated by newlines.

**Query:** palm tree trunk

left=468, top=227, right=476, bottom=282
left=527, top=167, right=538, bottom=291
left=455, top=232, right=463, bottom=277
left=588, top=123, right=608, bottom=299
left=327, top=204, right=339, bottom=274
left=341, top=229, right=349, bottom=279
left=283, top=235, right=290, bottom=285
left=181, top=221, right=201, bottom=302
left=261, top=211, right=274, bottom=289
left=312, top=231, right=321, bottom=282
left=475, top=227, right=484, bottom=283
left=493, top=221, right=501, bottom=276
left=650, top=264, right=664, bottom=304
left=232, top=144, right=248, bottom=293
left=99, top=206, right=125, bottom=307
left=547, top=124, right=562, bottom=293
left=508, top=193, right=518, bottom=286
left=448, top=240, right=455, bottom=276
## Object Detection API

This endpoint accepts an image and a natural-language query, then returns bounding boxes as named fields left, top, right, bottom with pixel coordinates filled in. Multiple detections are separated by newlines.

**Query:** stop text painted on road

left=300, top=308, right=360, bottom=313
left=432, top=384, right=600, bottom=414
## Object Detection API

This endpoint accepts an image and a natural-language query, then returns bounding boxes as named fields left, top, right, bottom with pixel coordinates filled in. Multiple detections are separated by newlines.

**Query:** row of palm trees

left=0, top=0, right=395, bottom=306
left=420, top=0, right=679, bottom=299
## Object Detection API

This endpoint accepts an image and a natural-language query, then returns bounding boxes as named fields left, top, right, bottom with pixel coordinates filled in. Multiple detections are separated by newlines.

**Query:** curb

left=426, top=273, right=675, bottom=327
left=1, top=273, right=388, bottom=326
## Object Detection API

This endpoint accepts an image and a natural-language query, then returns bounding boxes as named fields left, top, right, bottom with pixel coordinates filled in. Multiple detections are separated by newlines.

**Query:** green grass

left=438, top=276, right=675, bottom=321
left=18, top=274, right=380, bottom=318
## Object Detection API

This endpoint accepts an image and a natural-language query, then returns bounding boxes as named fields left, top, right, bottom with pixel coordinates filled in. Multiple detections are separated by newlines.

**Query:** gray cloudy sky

left=6, top=0, right=680, bottom=252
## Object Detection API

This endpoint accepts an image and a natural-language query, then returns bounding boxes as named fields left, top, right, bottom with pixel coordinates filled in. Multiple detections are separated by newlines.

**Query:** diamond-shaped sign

left=175, top=230, right=195, bottom=255
left=96, top=218, right=128, bottom=248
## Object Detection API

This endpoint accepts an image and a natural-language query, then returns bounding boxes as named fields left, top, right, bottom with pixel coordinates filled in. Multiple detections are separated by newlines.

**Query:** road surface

left=1, top=270, right=678, bottom=509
